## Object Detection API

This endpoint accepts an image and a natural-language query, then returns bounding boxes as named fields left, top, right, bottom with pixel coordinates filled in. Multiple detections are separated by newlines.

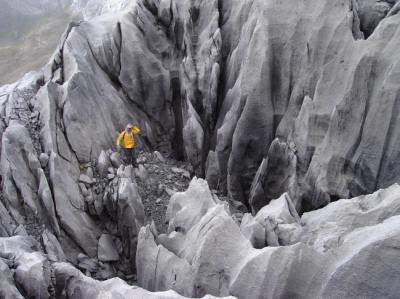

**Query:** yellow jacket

left=116, top=127, right=140, bottom=149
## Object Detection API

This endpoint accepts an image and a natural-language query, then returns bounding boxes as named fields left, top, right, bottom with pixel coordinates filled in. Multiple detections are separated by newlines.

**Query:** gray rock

left=138, top=179, right=400, bottom=299
left=94, top=196, right=104, bottom=216
left=165, top=188, right=177, bottom=197
left=3, top=0, right=400, bottom=297
left=205, top=151, right=220, bottom=189
left=116, top=177, right=145, bottom=268
left=135, top=164, right=149, bottom=181
left=54, top=262, right=233, bottom=298
left=299, top=184, right=400, bottom=252
left=110, top=152, right=122, bottom=168
left=0, top=124, right=58, bottom=231
left=38, top=168, right=61, bottom=235
left=0, top=236, right=51, bottom=298
left=153, top=151, right=166, bottom=162
left=79, top=174, right=93, bottom=185
left=86, top=167, right=94, bottom=179
left=249, top=139, right=298, bottom=213
left=98, top=234, right=119, bottom=262
left=171, top=167, right=191, bottom=179
left=116, top=165, right=125, bottom=177
left=79, top=183, right=90, bottom=197
left=0, top=200, right=18, bottom=237
left=171, top=167, right=184, bottom=174
left=0, top=258, right=24, bottom=299
left=39, top=153, right=49, bottom=168
left=42, top=229, right=67, bottom=262
left=97, top=150, right=111, bottom=177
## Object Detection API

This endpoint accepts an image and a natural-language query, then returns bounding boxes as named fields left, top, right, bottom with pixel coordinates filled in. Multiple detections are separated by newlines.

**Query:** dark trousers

left=121, top=148, right=137, bottom=166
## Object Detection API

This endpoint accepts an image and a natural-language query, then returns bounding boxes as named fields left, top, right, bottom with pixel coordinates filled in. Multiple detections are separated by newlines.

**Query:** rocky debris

left=133, top=151, right=192, bottom=233
left=45, top=147, right=192, bottom=279
left=171, top=167, right=191, bottom=179
left=70, top=150, right=146, bottom=276
left=137, top=178, right=400, bottom=298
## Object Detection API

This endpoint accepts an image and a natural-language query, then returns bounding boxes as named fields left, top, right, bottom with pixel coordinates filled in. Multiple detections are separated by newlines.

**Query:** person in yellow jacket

left=116, top=123, right=140, bottom=166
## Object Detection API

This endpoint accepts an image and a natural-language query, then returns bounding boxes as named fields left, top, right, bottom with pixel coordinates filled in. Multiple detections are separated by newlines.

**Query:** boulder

left=39, top=153, right=50, bottom=168
left=135, top=164, right=149, bottom=181
left=249, top=193, right=302, bottom=246
left=79, top=174, right=93, bottom=185
left=98, top=234, right=119, bottom=262
left=240, top=214, right=265, bottom=249
left=0, top=258, right=24, bottom=299
left=116, top=177, right=145, bottom=267
left=110, top=152, right=122, bottom=168
left=166, top=178, right=218, bottom=234
left=154, top=151, right=166, bottom=162
left=0, top=123, right=58, bottom=231
left=42, top=230, right=67, bottom=263
left=0, top=236, right=51, bottom=298
left=97, top=150, right=111, bottom=177
left=0, top=200, right=18, bottom=237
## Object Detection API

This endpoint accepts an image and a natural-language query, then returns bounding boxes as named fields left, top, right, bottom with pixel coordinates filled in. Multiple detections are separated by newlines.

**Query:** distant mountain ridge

left=0, top=0, right=134, bottom=85
left=0, top=0, right=135, bottom=18
left=0, top=0, right=71, bottom=15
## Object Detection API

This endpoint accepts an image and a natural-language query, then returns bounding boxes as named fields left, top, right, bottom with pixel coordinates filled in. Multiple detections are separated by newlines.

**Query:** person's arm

left=116, top=132, right=124, bottom=146
left=132, top=126, right=141, bottom=135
